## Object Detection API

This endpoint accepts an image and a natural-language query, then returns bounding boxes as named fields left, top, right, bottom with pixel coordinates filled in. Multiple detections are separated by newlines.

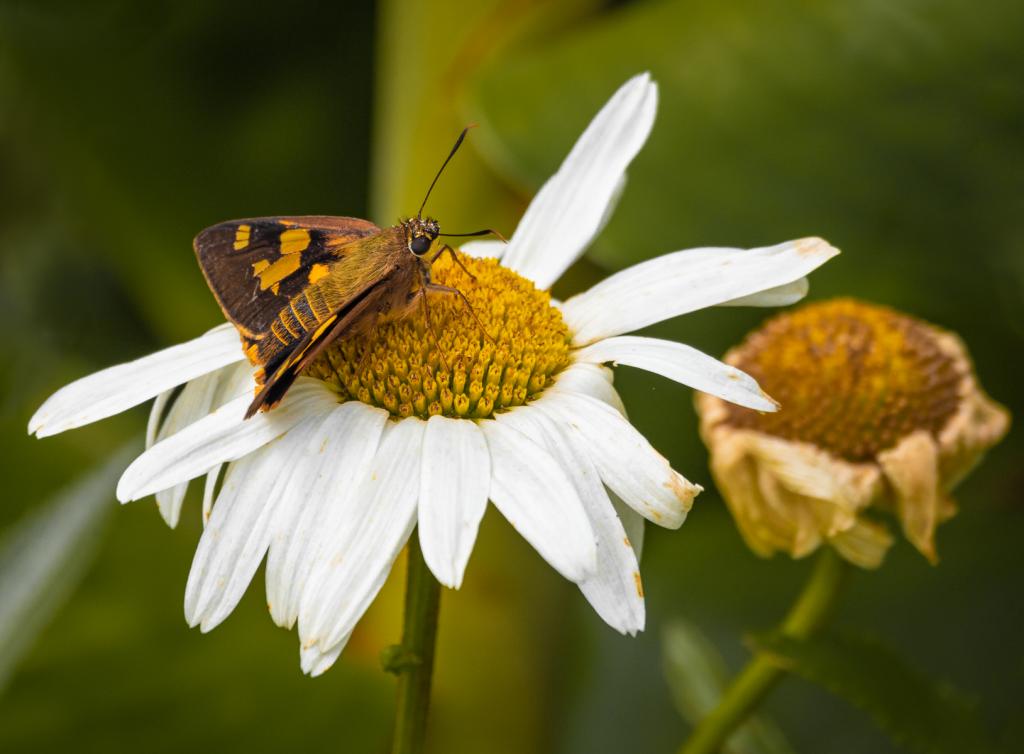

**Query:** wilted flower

left=697, top=298, right=1010, bottom=568
left=29, top=74, right=838, bottom=675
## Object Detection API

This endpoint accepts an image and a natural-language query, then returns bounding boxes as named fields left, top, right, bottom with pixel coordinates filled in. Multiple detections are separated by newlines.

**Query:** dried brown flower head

left=697, top=298, right=1009, bottom=568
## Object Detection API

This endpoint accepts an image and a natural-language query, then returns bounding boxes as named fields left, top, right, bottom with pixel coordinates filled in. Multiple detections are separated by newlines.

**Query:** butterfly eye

left=410, top=235, right=432, bottom=255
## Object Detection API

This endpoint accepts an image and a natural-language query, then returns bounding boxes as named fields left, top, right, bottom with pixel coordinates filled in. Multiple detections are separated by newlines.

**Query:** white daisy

left=29, top=73, right=838, bottom=676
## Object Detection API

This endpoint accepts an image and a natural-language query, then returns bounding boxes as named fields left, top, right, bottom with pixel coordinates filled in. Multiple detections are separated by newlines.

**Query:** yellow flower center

left=722, top=298, right=964, bottom=461
left=305, top=252, right=571, bottom=419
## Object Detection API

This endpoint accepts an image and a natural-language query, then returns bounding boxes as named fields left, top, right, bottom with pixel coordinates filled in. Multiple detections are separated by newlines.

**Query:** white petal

left=574, top=336, right=778, bottom=412
left=211, top=361, right=259, bottom=405
left=201, top=464, right=223, bottom=527
left=719, top=277, right=808, bottom=307
left=29, top=323, right=244, bottom=438
left=610, top=491, right=645, bottom=561
left=574, top=486, right=645, bottom=633
left=146, top=390, right=173, bottom=449
left=593, top=173, right=628, bottom=242
left=161, top=365, right=243, bottom=439
left=539, top=391, right=700, bottom=528
left=300, top=637, right=349, bottom=677
left=561, top=238, right=840, bottom=346
left=299, top=418, right=424, bottom=651
left=500, top=74, right=657, bottom=290
left=116, top=378, right=337, bottom=502
left=418, top=416, right=490, bottom=589
left=481, top=418, right=597, bottom=582
left=154, top=485, right=189, bottom=529
left=265, top=401, right=388, bottom=629
left=152, top=370, right=224, bottom=528
left=184, top=419, right=323, bottom=631
left=505, top=407, right=644, bottom=634
left=148, top=389, right=182, bottom=523
left=152, top=365, right=256, bottom=528
left=205, top=375, right=259, bottom=525
left=459, top=239, right=505, bottom=259
left=549, top=362, right=626, bottom=415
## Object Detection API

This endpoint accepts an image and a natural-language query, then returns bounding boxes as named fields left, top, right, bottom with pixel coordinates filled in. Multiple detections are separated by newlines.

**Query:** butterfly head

left=404, top=217, right=440, bottom=257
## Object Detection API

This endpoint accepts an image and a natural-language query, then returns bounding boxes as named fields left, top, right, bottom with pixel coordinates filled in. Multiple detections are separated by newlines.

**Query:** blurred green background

left=2, top=1, right=1022, bottom=752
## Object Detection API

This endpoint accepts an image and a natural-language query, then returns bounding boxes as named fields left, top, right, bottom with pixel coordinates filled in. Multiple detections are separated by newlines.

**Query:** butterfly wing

left=194, top=215, right=381, bottom=339
left=195, top=216, right=415, bottom=416
left=245, top=279, right=392, bottom=417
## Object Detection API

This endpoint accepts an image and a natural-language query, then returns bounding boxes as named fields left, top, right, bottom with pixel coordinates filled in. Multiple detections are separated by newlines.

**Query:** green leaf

left=663, top=619, right=795, bottom=754
left=0, top=443, right=134, bottom=691
left=755, top=630, right=998, bottom=754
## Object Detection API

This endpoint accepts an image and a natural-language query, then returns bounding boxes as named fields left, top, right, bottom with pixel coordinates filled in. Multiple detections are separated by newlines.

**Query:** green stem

left=678, top=547, right=849, bottom=754
left=390, top=533, right=442, bottom=754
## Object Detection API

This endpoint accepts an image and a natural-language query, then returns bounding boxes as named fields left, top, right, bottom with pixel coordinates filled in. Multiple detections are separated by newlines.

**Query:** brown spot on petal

left=665, top=473, right=701, bottom=511
left=795, top=237, right=826, bottom=256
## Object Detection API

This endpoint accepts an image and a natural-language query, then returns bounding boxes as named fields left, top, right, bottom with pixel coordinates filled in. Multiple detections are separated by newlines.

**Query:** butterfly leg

left=421, top=281, right=496, bottom=345
left=414, top=273, right=451, bottom=371
left=429, top=243, right=477, bottom=282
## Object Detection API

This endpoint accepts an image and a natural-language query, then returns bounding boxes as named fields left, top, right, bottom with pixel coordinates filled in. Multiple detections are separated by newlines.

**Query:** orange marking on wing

left=279, top=228, right=311, bottom=254
left=308, top=262, right=330, bottom=283
left=234, top=224, right=252, bottom=251
left=255, top=254, right=302, bottom=290
left=311, top=314, right=336, bottom=340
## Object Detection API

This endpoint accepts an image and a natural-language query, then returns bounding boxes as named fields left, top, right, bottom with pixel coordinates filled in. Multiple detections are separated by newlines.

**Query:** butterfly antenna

left=417, top=124, right=475, bottom=218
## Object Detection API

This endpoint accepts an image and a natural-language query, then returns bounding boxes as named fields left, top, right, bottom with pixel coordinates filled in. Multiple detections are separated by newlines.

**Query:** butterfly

left=193, top=128, right=498, bottom=419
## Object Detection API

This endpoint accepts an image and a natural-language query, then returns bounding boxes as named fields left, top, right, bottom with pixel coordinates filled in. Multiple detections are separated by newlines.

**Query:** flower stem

left=678, top=547, right=848, bottom=754
left=390, top=532, right=442, bottom=754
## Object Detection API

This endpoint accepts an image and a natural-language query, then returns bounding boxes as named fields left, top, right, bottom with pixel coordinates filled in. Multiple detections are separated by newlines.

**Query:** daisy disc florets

left=306, top=255, right=570, bottom=420
left=698, top=298, right=1010, bottom=567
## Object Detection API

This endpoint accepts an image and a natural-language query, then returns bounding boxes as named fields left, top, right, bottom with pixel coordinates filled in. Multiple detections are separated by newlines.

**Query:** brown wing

left=193, top=215, right=381, bottom=340
left=244, top=279, right=393, bottom=417
left=246, top=232, right=421, bottom=416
